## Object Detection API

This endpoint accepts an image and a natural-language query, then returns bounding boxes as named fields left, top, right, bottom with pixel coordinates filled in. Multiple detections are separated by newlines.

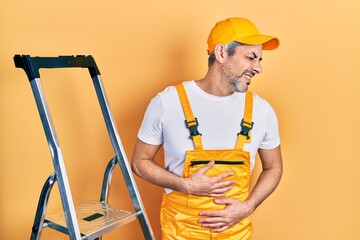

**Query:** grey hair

left=208, top=41, right=244, bottom=67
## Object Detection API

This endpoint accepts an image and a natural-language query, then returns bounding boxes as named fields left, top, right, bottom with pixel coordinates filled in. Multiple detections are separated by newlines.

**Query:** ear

left=214, top=44, right=227, bottom=63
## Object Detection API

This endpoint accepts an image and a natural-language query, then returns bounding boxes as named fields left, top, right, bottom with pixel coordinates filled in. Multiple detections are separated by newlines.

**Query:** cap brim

left=236, top=34, right=280, bottom=50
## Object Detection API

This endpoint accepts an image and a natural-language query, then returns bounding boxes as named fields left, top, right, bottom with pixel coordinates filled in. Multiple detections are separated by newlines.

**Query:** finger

left=196, top=160, right=215, bottom=174
left=201, top=222, right=226, bottom=229
left=211, top=180, right=236, bottom=190
left=211, top=225, right=229, bottom=233
left=214, top=197, right=233, bottom=205
left=209, top=185, right=233, bottom=195
left=209, top=193, right=226, bottom=198
left=198, top=216, right=224, bottom=223
left=199, top=210, right=224, bottom=217
left=211, top=172, right=234, bottom=182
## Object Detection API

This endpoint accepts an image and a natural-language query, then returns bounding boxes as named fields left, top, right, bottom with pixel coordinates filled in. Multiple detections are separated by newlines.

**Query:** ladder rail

left=92, top=75, right=154, bottom=239
left=30, top=77, right=82, bottom=239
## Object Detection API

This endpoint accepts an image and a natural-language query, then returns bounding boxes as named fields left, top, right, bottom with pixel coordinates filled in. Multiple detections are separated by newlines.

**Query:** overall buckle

left=185, top=118, right=202, bottom=139
left=238, top=119, right=254, bottom=140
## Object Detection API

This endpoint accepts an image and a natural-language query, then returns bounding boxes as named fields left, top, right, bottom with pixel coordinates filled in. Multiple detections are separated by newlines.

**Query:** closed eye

left=252, top=52, right=262, bottom=62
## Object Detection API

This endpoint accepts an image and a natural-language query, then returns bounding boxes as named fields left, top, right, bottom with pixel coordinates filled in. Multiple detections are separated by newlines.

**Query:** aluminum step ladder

left=14, top=55, right=154, bottom=240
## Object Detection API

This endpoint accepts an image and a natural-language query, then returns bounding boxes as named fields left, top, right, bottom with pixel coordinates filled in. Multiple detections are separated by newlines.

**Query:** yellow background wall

left=1, top=0, right=359, bottom=239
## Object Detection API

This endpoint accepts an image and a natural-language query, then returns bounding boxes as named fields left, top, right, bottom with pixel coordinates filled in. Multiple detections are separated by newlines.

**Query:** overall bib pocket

left=183, top=149, right=251, bottom=209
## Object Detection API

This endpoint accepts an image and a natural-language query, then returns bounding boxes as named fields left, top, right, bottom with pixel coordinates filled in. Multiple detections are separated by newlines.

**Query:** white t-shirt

left=138, top=81, right=280, bottom=192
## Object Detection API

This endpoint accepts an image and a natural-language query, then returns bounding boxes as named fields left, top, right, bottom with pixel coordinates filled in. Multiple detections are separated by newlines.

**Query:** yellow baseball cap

left=207, top=17, right=280, bottom=54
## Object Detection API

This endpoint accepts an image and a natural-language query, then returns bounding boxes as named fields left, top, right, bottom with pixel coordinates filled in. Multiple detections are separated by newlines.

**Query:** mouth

left=243, top=71, right=255, bottom=85
left=244, top=74, right=253, bottom=84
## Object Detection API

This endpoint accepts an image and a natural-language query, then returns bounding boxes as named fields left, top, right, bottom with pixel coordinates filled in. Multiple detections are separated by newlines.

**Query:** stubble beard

left=221, top=64, right=249, bottom=93
left=228, top=72, right=248, bottom=93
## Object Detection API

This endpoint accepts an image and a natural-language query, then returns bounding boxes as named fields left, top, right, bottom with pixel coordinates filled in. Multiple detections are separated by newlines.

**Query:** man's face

left=221, top=44, right=263, bottom=93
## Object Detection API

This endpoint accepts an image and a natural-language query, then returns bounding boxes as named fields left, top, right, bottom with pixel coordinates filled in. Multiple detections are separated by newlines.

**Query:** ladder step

left=45, top=200, right=138, bottom=239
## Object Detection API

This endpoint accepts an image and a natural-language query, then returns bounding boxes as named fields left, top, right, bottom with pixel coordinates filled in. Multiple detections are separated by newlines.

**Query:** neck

left=195, top=67, right=234, bottom=96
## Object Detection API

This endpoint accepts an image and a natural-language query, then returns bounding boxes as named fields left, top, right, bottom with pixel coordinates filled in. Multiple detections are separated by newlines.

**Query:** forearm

left=245, top=146, right=283, bottom=214
left=132, top=158, right=186, bottom=193
left=245, top=165, right=283, bottom=214
left=132, top=139, right=237, bottom=197
left=132, top=139, right=235, bottom=197
left=133, top=159, right=236, bottom=198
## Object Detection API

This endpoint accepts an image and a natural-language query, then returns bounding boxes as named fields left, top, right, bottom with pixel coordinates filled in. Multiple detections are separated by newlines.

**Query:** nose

left=252, top=60, right=262, bottom=74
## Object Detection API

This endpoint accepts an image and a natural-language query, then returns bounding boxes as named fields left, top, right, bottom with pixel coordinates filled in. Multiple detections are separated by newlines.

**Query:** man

left=132, top=17, right=283, bottom=240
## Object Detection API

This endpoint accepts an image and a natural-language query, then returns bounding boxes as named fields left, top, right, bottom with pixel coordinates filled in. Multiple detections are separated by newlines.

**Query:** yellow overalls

left=160, top=83, right=254, bottom=240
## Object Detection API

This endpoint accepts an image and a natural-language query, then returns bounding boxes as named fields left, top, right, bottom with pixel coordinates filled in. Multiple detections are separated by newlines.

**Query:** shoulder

left=156, top=81, right=194, bottom=102
left=157, top=85, right=177, bottom=99
left=147, top=85, right=177, bottom=109
left=252, top=92, right=274, bottom=112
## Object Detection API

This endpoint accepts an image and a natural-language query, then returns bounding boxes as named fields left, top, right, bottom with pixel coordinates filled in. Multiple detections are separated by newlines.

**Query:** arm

left=245, top=145, right=283, bottom=212
left=131, top=138, right=236, bottom=197
left=199, top=145, right=283, bottom=232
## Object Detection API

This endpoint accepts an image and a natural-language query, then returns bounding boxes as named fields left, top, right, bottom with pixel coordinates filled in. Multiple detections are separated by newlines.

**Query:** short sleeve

left=138, top=94, right=165, bottom=145
left=259, top=104, right=281, bottom=149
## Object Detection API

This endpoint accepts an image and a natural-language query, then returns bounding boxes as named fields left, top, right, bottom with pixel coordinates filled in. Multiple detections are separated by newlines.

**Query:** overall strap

left=175, top=83, right=203, bottom=150
left=235, top=91, right=254, bottom=150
